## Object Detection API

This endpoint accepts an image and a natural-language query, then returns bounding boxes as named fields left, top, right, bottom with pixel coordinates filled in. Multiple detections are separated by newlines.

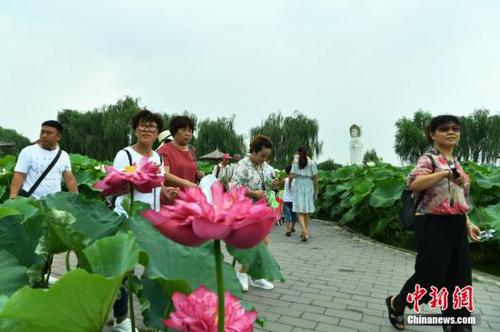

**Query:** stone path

left=53, top=219, right=500, bottom=331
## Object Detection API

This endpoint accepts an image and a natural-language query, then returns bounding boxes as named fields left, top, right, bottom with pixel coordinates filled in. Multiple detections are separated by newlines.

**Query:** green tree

left=457, top=109, right=499, bottom=164
left=195, top=116, right=246, bottom=156
left=58, top=96, right=140, bottom=161
left=394, top=110, right=433, bottom=163
left=362, top=149, right=380, bottom=165
left=317, top=159, right=343, bottom=171
left=0, top=127, right=32, bottom=154
left=250, top=111, right=323, bottom=169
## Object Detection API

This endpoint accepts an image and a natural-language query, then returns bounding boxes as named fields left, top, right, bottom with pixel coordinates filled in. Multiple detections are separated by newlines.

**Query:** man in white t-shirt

left=9, top=120, right=78, bottom=199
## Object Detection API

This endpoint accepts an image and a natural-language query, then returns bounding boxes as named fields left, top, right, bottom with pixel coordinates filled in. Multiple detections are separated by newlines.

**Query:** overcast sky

left=1, top=0, right=500, bottom=165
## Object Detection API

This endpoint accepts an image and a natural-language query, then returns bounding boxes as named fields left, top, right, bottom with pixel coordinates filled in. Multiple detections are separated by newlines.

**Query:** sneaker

left=250, top=279, right=274, bottom=290
left=112, top=318, right=139, bottom=332
left=236, top=271, right=249, bottom=292
left=48, top=275, right=59, bottom=286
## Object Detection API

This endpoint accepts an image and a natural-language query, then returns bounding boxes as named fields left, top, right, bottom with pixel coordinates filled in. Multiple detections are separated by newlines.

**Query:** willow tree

left=250, top=111, right=323, bottom=169
left=58, top=96, right=140, bottom=161
left=394, top=110, right=432, bottom=164
left=195, top=116, right=246, bottom=156
left=457, top=109, right=500, bottom=164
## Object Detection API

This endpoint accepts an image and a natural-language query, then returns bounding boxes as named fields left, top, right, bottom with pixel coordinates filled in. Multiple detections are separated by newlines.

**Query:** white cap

left=158, top=130, right=172, bottom=143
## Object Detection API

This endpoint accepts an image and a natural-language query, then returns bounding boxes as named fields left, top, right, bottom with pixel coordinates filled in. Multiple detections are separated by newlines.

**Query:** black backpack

left=399, top=155, right=436, bottom=231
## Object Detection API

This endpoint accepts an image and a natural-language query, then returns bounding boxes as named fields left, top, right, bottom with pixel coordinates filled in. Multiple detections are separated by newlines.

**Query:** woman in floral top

left=387, top=115, right=481, bottom=331
left=231, top=135, right=278, bottom=292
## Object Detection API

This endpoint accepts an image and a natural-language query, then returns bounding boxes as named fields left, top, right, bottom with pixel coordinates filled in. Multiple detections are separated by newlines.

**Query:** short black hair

left=132, top=109, right=164, bottom=133
left=425, top=115, right=461, bottom=144
left=250, top=134, right=272, bottom=153
left=42, top=120, right=63, bottom=134
left=170, top=115, right=195, bottom=135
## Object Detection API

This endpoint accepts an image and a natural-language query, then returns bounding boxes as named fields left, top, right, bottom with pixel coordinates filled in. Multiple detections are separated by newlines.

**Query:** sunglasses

left=436, top=125, right=460, bottom=133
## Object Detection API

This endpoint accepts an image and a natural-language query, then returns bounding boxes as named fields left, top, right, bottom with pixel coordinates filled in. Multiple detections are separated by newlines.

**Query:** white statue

left=349, top=124, right=363, bottom=165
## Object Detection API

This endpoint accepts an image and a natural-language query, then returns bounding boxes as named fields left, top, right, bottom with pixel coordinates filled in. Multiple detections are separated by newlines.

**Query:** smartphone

left=479, top=229, right=496, bottom=241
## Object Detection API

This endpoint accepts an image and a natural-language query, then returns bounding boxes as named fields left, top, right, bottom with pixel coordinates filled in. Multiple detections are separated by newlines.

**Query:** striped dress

left=291, top=158, right=317, bottom=214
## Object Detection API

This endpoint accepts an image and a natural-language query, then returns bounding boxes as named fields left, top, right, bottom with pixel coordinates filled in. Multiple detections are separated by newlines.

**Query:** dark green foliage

left=362, top=149, right=380, bottom=164
left=250, top=111, right=323, bottom=169
left=0, top=127, right=31, bottom=155
left=317, top=159, right=343, bottom=171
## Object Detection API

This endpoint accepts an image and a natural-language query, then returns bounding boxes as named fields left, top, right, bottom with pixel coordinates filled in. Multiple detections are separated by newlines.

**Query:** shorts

left=283, top=202, right=297, bottom=224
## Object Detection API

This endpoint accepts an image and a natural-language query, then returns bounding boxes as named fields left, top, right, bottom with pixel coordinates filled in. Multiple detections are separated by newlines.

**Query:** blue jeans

left=283, top=202, right=297, bottom=225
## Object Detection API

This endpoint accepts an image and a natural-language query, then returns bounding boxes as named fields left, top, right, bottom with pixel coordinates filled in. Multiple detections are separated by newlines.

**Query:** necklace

left=250, top=157, right=266, bottom=191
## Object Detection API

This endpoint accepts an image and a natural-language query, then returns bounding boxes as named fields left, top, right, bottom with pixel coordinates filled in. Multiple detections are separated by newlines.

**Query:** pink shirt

left=408, top=151, right=470, bottom=215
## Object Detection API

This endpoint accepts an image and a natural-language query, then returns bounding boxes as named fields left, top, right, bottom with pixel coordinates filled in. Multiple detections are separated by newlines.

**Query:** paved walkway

left=53, top=220, right=500, bottom=331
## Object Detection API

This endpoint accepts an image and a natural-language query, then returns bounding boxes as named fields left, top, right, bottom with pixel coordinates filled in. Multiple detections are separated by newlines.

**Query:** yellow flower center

left=124, top=165, right=137, bottom=173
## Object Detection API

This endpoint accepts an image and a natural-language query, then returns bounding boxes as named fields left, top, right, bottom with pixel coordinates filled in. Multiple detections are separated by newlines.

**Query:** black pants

left=394, top=214, right=472, bottom=329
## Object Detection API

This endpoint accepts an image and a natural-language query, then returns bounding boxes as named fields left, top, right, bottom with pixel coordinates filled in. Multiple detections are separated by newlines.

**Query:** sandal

left=285, top=231, right=292, bottom=237
left=301, top=233, right=309, bottom=242
left=386, top=296, right=405, bottom=330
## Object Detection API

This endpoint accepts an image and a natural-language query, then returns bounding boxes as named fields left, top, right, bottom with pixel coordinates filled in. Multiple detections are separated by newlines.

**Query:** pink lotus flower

left=93, top=157, right=164, bottom=196
left=165, top=286, right=257, bottom=332
left=143, top=182, right=279, bottom=248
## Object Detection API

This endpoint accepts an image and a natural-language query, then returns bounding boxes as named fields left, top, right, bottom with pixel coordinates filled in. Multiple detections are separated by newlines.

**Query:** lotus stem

left=128, top=183, right=136, bottom=332
left=214, top=240, right=225, bottom=332
left=128, top=271, right=136, bottom=332
left=65, top=250, right=71, bottom=272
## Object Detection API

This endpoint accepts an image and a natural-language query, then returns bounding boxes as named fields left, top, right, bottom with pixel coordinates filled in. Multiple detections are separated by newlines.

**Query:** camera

left=448, top=162, right=460, bottom=179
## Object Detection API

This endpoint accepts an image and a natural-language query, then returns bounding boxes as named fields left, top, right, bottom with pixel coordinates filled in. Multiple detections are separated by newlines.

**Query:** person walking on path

left=290, top=146, right=318, bottom=242
left=283, top=164, right=297, bottom=236
left=386, top=115, right=481, bottom=332
left=9, top=120, right=78, bottom=199
left=231, top=134, right=279, bottom=291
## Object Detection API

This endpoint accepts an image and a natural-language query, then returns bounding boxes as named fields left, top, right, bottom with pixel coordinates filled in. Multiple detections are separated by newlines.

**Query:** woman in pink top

left=157, top=116, right=203, bottom=203
left=386, top=115, right=481, bottom=332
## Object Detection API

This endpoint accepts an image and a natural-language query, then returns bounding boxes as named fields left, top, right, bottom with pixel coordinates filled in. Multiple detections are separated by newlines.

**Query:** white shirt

left=212, top=162, right=233, bottom=181
left=14, top=144, right=72, bottom=199
left=113, top=147, right=164, bottom=216
left=283, top=177, right=294, bottom=202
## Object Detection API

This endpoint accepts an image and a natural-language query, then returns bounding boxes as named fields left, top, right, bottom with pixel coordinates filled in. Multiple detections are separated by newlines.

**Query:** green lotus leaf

left=0, top=269, right=123, bottom=332
left=125, top=215, right=243, bottom=299
left=369, top=179, right=406, bottom=208
left=475, top=173, right=500, bottom=190
left=0, top=251, right=28, bottom=296
left=227, top=242, right=284, bottom=282
left=0, top=207, right=20, bottom=219
left=42, top=192, right=124, bottom=242
left=0, top=214, right=45, bottom=271
left=139, top=277, right=192, bottom=330
left=83, top=232, right=140, bottom=278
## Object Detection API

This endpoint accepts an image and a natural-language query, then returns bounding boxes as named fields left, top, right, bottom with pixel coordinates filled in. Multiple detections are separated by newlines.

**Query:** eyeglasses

left=137, top=124, right=158, bottom=132
left=437, top=125, right=460, bottom=133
